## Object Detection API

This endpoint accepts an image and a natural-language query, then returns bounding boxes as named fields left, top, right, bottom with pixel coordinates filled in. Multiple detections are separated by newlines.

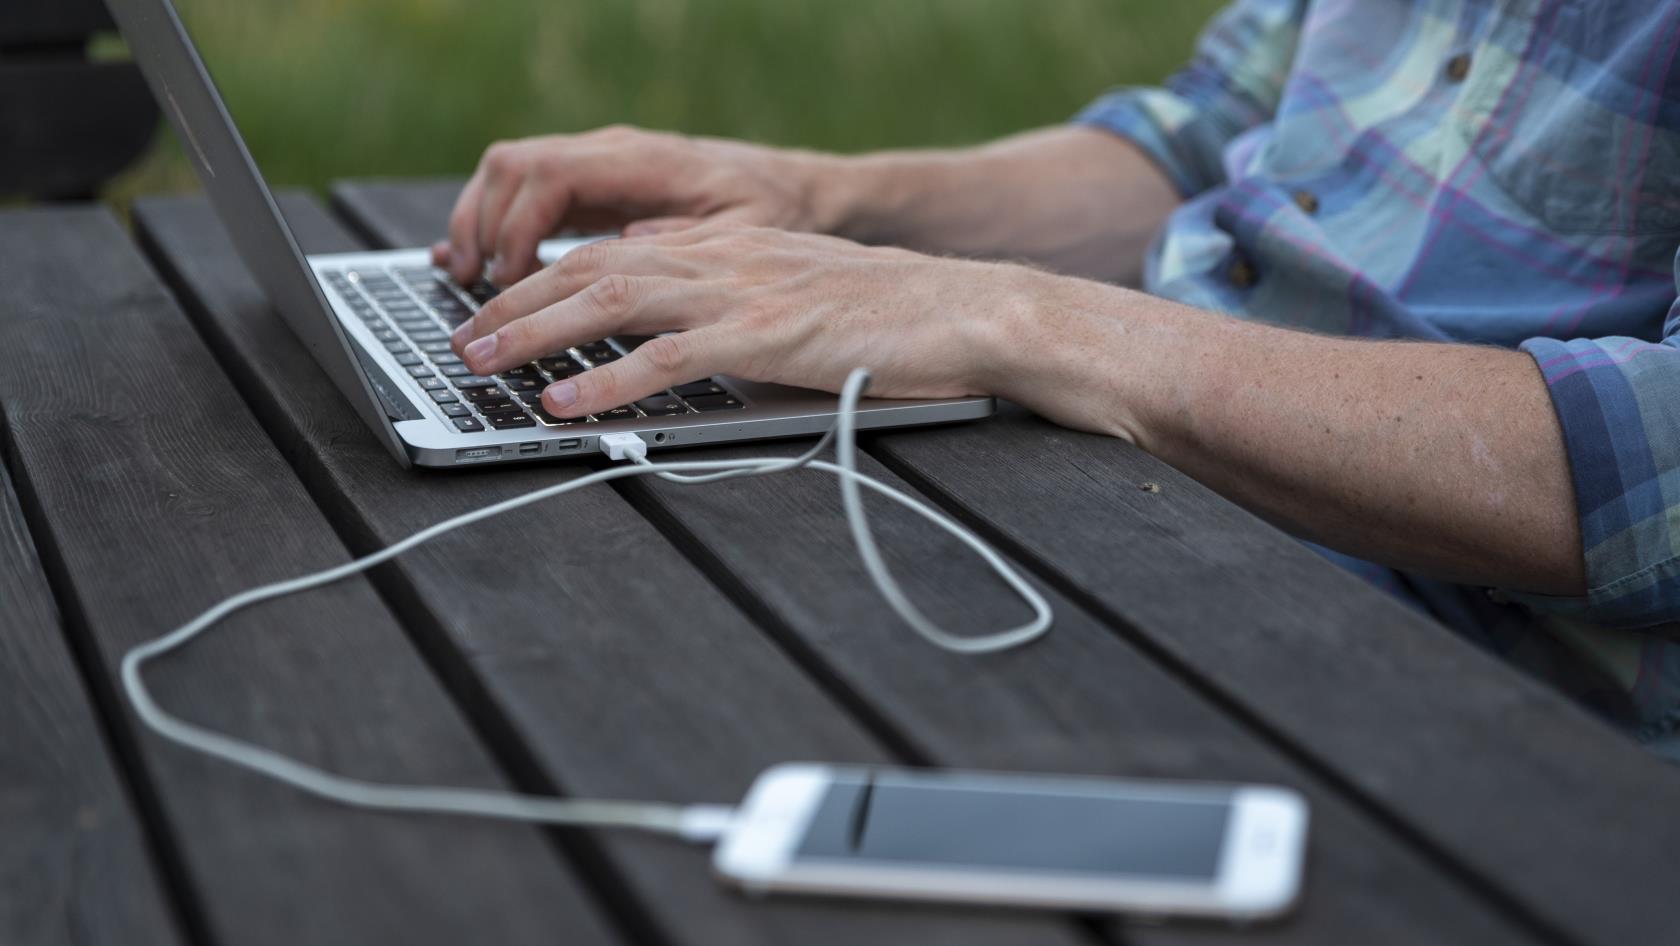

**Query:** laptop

left=106, top=0, right=994, bottom=469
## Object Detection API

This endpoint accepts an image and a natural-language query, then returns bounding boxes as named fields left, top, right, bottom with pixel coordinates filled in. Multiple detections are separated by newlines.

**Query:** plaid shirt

left=1076, top=0, right=1680, bottom=758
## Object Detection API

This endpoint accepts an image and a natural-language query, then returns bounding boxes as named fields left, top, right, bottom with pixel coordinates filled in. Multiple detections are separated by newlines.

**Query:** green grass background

left=111, top=0, right=1224, bottom=202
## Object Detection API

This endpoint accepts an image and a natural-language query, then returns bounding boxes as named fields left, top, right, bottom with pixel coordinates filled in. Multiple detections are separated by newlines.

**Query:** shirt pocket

left=1465, top=0, right=1680, bottom=235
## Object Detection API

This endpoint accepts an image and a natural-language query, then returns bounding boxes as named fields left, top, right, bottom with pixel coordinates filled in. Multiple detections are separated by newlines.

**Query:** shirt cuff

left=1514, top=335, right=1680, bottom=628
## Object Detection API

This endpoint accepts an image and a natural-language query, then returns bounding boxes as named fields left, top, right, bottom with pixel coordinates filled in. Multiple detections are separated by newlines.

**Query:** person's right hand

left=433, top=125, right=836, bottom=286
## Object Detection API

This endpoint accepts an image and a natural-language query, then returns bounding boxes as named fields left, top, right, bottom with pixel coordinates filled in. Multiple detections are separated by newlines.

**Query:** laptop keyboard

left=318, top=265, right=745, bottom=433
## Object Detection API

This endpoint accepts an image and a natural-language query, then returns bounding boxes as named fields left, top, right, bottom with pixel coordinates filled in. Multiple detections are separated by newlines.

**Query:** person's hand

left=433, top=125, right=842, bottom=287
left=447, top=224, right=1055, bottom=419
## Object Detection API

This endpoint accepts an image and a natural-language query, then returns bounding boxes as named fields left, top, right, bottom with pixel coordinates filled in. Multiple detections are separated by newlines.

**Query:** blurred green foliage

left=111, top=0, right=1223, bottom=201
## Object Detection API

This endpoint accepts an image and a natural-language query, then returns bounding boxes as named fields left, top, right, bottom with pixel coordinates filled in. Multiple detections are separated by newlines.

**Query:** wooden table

left=3, top=181, right=1677, bottom=946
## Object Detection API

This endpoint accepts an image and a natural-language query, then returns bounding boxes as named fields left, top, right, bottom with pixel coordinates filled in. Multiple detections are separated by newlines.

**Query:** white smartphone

left=713, top=763, right=1308, bottom=919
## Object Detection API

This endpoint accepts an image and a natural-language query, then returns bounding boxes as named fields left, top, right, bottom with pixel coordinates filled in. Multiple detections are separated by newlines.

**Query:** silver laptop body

left=108, top=0, right=993, bottom=469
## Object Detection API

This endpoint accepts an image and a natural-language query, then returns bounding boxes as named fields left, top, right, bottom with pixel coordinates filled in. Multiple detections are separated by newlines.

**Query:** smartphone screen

left=791, top=771, right=1232, bottom=879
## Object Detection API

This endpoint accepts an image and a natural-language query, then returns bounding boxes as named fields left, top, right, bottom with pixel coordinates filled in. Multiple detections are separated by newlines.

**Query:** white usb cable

left=119, top=368, right=1053, bottom=842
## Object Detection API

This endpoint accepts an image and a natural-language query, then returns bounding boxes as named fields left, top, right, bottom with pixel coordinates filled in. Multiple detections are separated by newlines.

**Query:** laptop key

left=429, top=390, right=458, bottom=404
left=407, top=365, right=434, bottom=379
left=432, top=352, right=463, bottom=366
left=537, top=354, right=584, bottom=375
left=418, top=340, right=453, bottom=353
left=685, top=393, right=745, bottom=412
left=394, top=353, right=423, bottom=367
left=441, top=403, right=471, bottom=418
left=453, top=416, right=484, bottom=433
left=384, top=341, right=410, bottom=354
left=409, top=330, right=448, bottom=343
left=420, top=377, right=447, bottom=391
left=487, top=413, right=536, bottom=430
left=478, top=399, right=523, bottom=415
left=593, top=406, right=638, bottom=421
left=634, top=395, right=688, bottom=415
left=501, top=377, right=541, bottom=392
left=671, top=380, right=726, bottom=398
left=431, top=300, right=471, bottom=324
left=533, top=407, right=585, bottom=426
left=440, top=364, right=472, bottom=377
left=454, top=376, right=499, bottom=390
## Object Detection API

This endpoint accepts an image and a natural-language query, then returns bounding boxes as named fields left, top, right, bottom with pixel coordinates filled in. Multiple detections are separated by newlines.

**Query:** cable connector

left=599, top=431, right=650, bottom=463
left=676, top=804, right=737, bottom=843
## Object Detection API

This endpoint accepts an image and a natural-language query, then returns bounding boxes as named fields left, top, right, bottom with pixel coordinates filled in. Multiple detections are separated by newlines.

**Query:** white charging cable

left=120, top=368, right=1052, bottom=842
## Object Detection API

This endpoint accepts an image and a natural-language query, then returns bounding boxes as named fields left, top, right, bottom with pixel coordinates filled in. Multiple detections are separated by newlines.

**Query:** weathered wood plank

left=327, top=182, right=1550, bottom=945
left=870, top=405, right=1680, bottom=946
left=135, top=191, right=1084, bottom=946
left=0, top=463, right=182, bottom=946
left=0, top=205, right=623, bottom=946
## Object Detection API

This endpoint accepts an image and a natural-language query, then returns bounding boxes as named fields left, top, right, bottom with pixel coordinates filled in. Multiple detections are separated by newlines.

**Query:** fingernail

left=451, top=319, right=474, bottom=346
left=546, top=381, right=578, bottom=409
left=486, top=256, right=503, bottom=286
left=430, top=240, right=450, bottom=264
left=463, top=334, right=497, bottom=367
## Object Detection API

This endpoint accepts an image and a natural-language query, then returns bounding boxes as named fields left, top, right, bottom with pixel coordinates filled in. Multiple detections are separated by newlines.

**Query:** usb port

left=554, top=438, right=581, bottom=450
left=518, top=443, right=542, bottom=455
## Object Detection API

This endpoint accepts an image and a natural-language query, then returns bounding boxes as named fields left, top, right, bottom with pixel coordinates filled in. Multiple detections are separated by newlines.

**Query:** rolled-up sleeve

left=1073, top=0, right=1306, bottom=198
left=1515, top=250, right=1680, bottom=628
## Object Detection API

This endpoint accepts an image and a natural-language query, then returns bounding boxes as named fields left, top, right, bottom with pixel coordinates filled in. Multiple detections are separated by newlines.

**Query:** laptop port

left=518, top=442, right=542, bottom=456
left=455, top=446, right=502, bottom=463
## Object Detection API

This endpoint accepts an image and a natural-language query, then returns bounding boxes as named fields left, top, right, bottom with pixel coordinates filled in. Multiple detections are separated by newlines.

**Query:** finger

left=445, top=168, right=488, bottom=283
left=544, top=327, right=742, bottom=418
left=430, top=240, right=450, bottom=268
left=491, top=176, right=569, bottom=286
left=474, top=150, right=526, bottom=285
left=460, top=275, right=714, bottom=377
left=452, top=240, right=692, bottom=350
left=622, top=215, right=705, bottom=237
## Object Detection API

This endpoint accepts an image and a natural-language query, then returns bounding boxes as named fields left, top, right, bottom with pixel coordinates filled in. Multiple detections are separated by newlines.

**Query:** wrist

left=796, top=149, right=960, bottom=245
left=778, top=150, right=874, bottom=237
left=974, top=269, right=1196, bottom=448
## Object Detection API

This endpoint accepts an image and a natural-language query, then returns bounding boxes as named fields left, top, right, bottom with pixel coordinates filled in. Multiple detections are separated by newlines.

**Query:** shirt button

left=1292, top=189, right=1320, bottom=215
left=1445, top=52, right=1473, bottom=82
left=1228, top=257, right=1258, bottom=289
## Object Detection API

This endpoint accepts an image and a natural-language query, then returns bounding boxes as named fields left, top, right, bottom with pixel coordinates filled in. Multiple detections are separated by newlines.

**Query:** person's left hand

left=448, top=224, right=1044, bottom=418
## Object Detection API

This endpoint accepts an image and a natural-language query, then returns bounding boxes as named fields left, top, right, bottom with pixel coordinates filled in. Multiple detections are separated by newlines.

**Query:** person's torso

left=1151, top=0, right=1680, bottom=756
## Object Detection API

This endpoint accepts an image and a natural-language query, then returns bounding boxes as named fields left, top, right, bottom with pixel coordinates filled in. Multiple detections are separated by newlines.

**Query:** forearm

left=987, top=277, right=1587, bottom=594
left=809, top=126, right=1180, bottom=284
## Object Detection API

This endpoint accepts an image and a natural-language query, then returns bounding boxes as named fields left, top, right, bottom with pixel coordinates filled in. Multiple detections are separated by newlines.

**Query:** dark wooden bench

left=0, top=0, right=158, bottom=199
left=0, top=181, right=1675, bottom=945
